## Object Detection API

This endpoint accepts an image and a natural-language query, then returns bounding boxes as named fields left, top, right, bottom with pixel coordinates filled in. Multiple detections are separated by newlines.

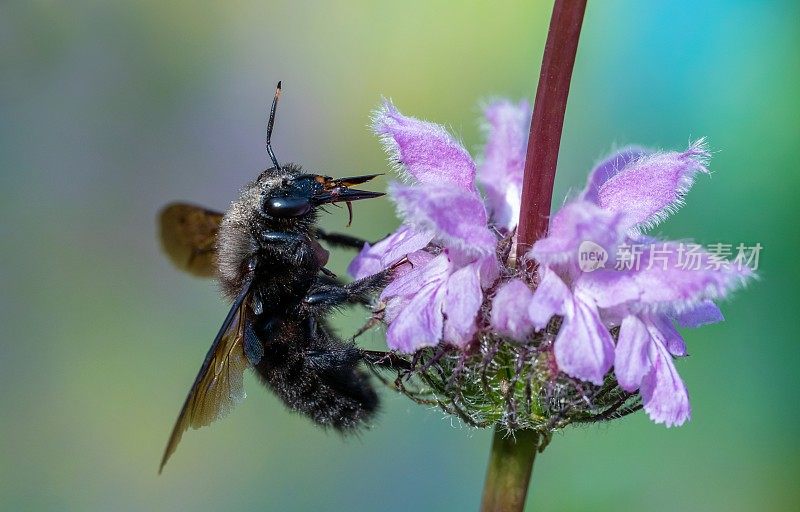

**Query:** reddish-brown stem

left=481, top=2, right=586, bottom=511
left=516, top=0, right=587, bottom=260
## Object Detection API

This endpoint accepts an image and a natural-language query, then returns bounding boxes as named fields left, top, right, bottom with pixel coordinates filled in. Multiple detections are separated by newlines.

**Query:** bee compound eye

left=265, top=196, right=312, bottom=217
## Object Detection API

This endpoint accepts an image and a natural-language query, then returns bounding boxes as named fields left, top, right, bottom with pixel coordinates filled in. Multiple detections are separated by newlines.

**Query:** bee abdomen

left=254, top=326, right=379, bottom=431
left=294, top=365, right=379, bottom=430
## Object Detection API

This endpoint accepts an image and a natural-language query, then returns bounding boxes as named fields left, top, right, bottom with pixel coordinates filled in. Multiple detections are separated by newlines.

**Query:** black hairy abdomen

left=252, top=316, right=378, bottom=430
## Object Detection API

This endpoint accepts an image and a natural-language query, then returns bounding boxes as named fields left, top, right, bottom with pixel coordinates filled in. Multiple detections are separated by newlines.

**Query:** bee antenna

left=266, top=81, right=282, bottom=171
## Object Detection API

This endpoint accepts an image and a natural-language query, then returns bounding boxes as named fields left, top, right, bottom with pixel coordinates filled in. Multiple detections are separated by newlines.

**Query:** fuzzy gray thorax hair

left=215, top=164, right=319, bottom=300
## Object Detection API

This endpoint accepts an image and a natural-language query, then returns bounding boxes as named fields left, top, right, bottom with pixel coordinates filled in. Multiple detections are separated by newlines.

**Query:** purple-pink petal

left=576, top=271, right=641, bottom=313
left=593, top=139, right=710, bottom=232
left=390, top=182, right=496, bottom=257
left=347, top=226, right=433, bottom=279
left=580, top=242, right=751, bottom=312
left=582, top=146, right=648, bottom=204
left=528, top=267, right=571, bottom=330
left=529, top=200, right=630, bottom=268
left=442, top=263, right=483, bottom=347
left=648, top=315, right=687, bottom=357
left=347, top=226, right=434, bottom=280
left=477, top=254, right=501, bottom=289
left=491, top=278, right=535, bottom=340
left=640, top=341, right=691, bottom=427
left=385, top=282, right=446, bottom=352
left=478, top=99, right=531, bottom=230
left=673, top=300, right=724, bottom=328
left=385, top=249, right=437, bottom=283
left=347, top=242, right=384, bottom=280
left=381, top=252, right=449, bottom=304
left=614, top=315, right=653, bottom=392
left=373, top=99, right=478, bottom=192
left=554, top=292, right=615, bottom=385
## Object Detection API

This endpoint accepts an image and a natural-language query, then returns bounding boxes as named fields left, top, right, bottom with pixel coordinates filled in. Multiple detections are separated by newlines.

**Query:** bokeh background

left=2, top=1, right=798, bottom=510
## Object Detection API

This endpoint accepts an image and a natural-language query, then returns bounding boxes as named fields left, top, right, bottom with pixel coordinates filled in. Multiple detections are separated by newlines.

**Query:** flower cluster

left=350, top=99, right=753, bottom=427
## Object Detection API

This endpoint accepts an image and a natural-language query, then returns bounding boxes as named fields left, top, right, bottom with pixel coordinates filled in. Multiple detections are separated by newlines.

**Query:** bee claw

left=353, top=317, right=380, bottom=339
left=390, top=255, right=414, bottom=272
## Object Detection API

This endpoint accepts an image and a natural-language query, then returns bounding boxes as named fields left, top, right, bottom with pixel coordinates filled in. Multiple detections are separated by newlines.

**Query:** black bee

left=157, top=82, right=406, bottom=473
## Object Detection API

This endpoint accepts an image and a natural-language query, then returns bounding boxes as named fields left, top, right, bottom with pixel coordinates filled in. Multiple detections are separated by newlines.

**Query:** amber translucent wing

left=159, top=289, right=251, bottom=473
left=159, top=203, right=223, bottom=278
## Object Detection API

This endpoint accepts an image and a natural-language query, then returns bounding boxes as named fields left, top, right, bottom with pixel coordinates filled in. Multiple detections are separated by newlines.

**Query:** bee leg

left=308, top=321, right=409, bottom=373
left=302, top=269, right=392, bottom=313
left=361, top=349, right=411, bottom=370
left=258, top=230, right=330, bottom=267
left=314, top=228, right=369, bottom=251
left=258, top=230, right=309, bottom=244
left=305, top=255, right=409, bottom=313
left=320, top=266, right=337, bottom=278
left=306, top=342, right=364, bottom=374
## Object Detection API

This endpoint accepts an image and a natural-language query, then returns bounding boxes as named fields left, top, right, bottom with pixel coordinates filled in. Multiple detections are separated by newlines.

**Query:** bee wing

left=158, top=203, right=223, bottom=278
left=159, top=284, right=252, bottom=473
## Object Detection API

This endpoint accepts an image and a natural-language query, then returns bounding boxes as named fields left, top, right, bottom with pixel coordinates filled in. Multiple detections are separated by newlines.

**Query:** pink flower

left=350, top=99, right=755, bottom=428
left=349, top=99, right=520, bottom=350
left=520, top=141, right=753, bottom=425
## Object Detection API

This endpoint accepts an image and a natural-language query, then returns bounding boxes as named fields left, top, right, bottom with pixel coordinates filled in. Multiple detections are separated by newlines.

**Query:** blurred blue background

left=1, top=1, right=798, bottom=510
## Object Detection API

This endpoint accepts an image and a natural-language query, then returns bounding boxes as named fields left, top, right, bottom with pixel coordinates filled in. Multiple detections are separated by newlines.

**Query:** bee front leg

left=258, top=230, right=329, bottom=268
left=314, top=228, right=369, bottom=251
left=302, top=269, right=392, bottom=314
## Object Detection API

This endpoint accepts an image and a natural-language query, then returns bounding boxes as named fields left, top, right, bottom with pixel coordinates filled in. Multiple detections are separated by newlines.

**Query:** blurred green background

left=1, top=1, right=798, bottom=510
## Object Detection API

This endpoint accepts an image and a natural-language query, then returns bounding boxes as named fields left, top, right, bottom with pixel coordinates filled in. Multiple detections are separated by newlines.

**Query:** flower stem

left=480, top=428, right=539, bottom=512
left=480, top=1, right=586, bottom=510
left=516, top=0, right=587, bottom=259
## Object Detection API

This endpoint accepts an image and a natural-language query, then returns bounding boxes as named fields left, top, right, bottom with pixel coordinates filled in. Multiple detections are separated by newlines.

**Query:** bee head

left=258, top=166, right=384, bottom=219
left=248, top=82, right=384, bottom=228
left=256, top=166, right=384, bottom=223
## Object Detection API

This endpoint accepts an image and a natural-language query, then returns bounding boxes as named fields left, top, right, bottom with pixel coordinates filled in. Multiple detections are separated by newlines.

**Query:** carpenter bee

left=157, top=82, right=405, bottom=473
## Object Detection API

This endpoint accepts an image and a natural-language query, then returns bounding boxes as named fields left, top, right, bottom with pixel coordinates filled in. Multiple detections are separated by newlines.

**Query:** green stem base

left=480, top=428, right=539, bottom=512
